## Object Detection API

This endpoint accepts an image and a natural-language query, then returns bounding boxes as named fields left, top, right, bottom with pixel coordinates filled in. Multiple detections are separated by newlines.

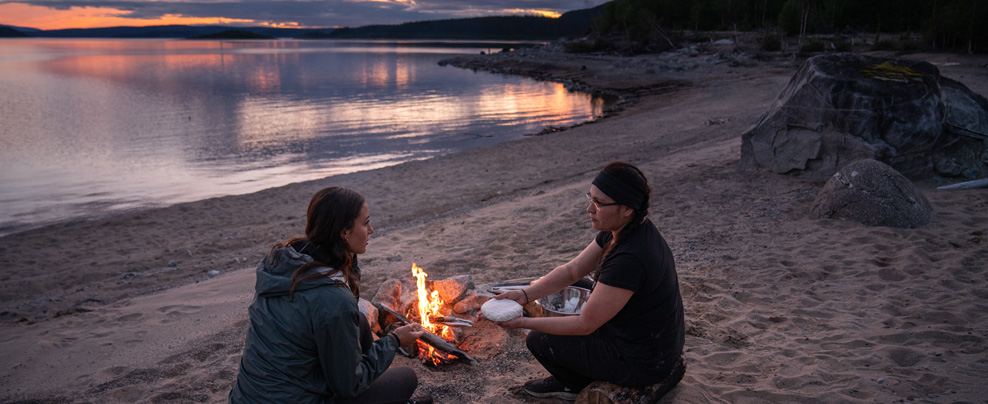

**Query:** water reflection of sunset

left=38, top=42, right=294, bottom=94
left=0, top=39, right=610, bottom=235
left=381, top=82, right=594, bottom=140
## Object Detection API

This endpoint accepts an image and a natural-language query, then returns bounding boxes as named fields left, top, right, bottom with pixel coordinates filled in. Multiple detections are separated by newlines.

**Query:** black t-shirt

left=594, top=218, right=684, bottom=371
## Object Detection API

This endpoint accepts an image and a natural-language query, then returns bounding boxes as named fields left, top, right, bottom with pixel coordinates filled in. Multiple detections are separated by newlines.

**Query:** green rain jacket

left=229, top=245, right=399, bottom=404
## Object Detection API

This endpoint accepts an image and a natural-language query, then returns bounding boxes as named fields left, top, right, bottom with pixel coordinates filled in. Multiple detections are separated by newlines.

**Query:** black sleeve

left=597, top=251, right=644, bottom=293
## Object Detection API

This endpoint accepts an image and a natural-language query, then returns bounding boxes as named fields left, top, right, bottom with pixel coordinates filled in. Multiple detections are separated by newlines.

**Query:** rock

left=396, top=277, right=420, bottom=317
left=371, top=279, right=403, bottom=312
left=811, top=159, right=932, bottom=228
left=935, top=157, right=965, bottom=176
left=740, top=53, right=988, bottom=181
left=941, top=77, right=988, bottom=137
left=206, top=270, right=220, bottom=277
left=452, top=290, right=489, bottom=314
left=372, top=277, right=420, bottom=318
left=357, top=298, right=381, bottom=334
left=428, top=274, right=474, bottom=304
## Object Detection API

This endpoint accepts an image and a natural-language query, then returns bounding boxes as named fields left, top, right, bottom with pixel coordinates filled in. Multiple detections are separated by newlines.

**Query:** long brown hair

left=277, top=186, right=365, bottom=299
left=599, top=162, right=651, bottom=263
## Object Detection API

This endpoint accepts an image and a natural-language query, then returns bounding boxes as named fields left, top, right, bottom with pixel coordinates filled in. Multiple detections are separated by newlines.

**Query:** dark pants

left=335, top=313, right=418, bottom=404
left=526, top=330, right=680, bottom=391
left=335, top=367, right=418, bottom=404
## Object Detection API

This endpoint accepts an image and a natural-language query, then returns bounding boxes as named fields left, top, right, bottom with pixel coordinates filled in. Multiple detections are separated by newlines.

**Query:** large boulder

left=740, top=53, right=988, bottom=181
left=811, top=159, right=932, bottom=228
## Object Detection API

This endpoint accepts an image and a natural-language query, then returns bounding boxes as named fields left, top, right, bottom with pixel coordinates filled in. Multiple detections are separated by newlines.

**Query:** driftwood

left=945, top=123, right=988, bottom=140
left=373, top=302, right=479, bottom=365
left=575, top=359, right=686, bottom=404
left=937, top=178, right=988, bottom=190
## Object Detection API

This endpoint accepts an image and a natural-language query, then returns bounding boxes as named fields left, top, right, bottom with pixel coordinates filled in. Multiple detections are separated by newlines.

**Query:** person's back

left=595, top=219, right=684, bottom=375
left=230, top=246, right=399, bottom=403
left=229, top=186, right=428, bottom=404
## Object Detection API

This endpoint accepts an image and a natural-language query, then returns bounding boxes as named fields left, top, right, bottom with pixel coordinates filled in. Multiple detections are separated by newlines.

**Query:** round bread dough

left=481, top=299, right=523, bottom=321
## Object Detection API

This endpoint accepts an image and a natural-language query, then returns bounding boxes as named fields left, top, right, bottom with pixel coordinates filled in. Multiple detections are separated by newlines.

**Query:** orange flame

left=410, top=262, right=457, bottom=365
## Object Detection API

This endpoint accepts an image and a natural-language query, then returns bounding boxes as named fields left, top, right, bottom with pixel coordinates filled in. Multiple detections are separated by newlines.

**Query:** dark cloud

left=11, top=0, right=601, bottom=27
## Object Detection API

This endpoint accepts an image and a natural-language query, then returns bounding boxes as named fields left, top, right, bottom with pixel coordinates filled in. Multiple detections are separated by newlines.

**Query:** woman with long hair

left=230, top=186, right=430, bottom=404
left=492, top=162, right=686, bottom=401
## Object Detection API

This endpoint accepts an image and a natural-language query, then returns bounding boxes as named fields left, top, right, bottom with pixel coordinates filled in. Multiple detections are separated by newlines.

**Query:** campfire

left=370, top=263, right=480, bottom=367
left=410, top=263, right=458, bottom=365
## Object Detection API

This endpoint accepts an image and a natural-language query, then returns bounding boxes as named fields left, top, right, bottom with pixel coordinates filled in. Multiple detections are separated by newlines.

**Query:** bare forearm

left=510, top=314, right=597, bottom=336
left=523, top=264, right=581, bottom=302
left=518, top=240, right=601, bottom=303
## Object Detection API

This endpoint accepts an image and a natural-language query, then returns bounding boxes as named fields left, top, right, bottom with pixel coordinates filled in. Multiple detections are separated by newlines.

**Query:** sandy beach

left=1, top=39, right=987, bottom=403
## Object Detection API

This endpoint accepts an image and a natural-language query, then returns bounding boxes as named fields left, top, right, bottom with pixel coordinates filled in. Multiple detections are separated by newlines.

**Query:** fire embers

left=371, top=263, right=479, bottom=367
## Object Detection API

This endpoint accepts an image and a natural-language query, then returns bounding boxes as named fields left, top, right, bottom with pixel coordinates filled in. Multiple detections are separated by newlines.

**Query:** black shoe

left=523, top=376, right=579, bottom=401
left=407, top=394, right=433, bottom=404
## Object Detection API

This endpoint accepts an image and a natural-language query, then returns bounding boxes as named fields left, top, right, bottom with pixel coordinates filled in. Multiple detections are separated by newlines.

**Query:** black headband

left=592, top=170, right=646, bottom=211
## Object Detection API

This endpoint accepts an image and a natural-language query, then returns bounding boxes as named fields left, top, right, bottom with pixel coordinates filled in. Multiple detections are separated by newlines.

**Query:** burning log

left=429, top=316, right=474, bottom=327
left=374, top=302, right=479, bottom=365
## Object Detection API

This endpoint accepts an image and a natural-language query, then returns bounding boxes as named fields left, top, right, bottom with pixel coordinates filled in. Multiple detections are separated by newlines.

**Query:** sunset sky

left=0, top=0, right=592, bottom=31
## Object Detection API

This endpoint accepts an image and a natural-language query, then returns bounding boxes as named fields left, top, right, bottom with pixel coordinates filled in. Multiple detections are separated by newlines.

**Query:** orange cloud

left=504, top=9, right=561, bottom=18
left=0, top=3, right=259, bottom=30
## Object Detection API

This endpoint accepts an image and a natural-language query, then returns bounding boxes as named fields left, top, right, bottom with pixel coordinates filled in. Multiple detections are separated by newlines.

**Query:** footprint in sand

left=115, top=313, right=143, bottom=322
left=99, top=365, right=131, bottom=378
left=124, top=330, right=148, bottom=345
left=886, top=346, right=924, bottom=367
left=156, top=305, right=203, bottom=324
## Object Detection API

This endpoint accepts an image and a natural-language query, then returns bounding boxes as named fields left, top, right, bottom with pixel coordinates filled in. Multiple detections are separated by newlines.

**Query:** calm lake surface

left=0, top=39, right=609, bottom=236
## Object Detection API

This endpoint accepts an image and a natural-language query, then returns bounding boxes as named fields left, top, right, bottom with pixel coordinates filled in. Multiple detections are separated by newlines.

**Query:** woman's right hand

left=392, top=323, right=425, bottom=346
left=493, top=289, right=528, bottom=305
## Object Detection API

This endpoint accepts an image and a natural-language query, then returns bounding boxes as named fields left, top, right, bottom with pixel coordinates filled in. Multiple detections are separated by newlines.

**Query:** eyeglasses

left=586, top=192, right=620, bottom=210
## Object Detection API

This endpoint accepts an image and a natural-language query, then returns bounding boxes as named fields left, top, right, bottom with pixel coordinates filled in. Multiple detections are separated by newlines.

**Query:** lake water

left=0, top=39, right=609, bottom=236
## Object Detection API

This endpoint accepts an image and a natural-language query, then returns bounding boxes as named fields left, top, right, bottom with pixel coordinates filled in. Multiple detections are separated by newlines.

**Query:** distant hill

left=27, top=25, right=328, bottom=39
left=0, top=26, right=30, bottom=38
left=318, top=6, right=606, bottom=40
left=4, top=3, right=606, bottom=40
left=191, top=29, right=275, bottom=40
left=0, top=24, right=40, bottom=33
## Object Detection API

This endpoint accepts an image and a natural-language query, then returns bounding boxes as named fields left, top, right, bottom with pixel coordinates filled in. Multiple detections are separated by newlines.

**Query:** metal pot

left=526, top=286, right=591, bottom=317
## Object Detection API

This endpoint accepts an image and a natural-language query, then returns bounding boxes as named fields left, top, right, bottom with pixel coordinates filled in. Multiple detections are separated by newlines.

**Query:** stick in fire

left=373, top=302, right=479, bottom=366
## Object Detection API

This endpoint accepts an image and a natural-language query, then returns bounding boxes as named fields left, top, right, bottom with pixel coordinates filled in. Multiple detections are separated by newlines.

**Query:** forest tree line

left=593, top=0, right=987, bottom=53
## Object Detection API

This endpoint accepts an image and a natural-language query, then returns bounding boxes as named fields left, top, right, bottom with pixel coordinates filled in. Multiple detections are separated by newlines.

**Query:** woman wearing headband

left=491, top=161, right=685, bottom=401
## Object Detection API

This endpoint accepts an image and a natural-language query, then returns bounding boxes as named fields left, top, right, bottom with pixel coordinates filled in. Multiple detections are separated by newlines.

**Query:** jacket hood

left=255, top=245, right=346, bottom=297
